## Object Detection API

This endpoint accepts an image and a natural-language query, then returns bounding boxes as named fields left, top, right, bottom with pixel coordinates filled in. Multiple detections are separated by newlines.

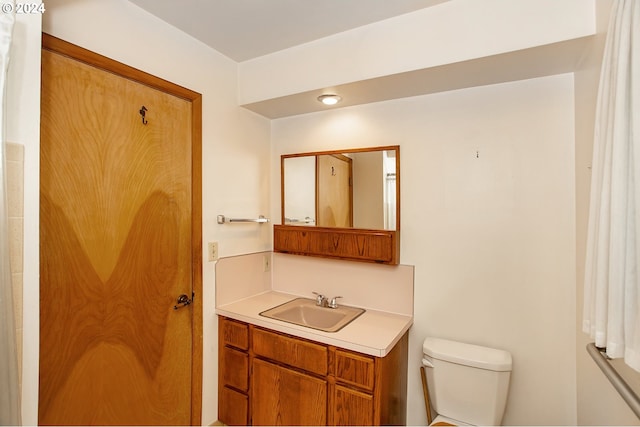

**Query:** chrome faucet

left=312, top=292, right=327, bottom=307
left=313, top=292, right=343, bottom=309
left=328, top=296, right=342, bottom=309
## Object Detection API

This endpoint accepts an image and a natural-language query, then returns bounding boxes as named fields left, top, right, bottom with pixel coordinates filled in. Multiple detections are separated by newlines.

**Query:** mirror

left=281, top=146, right=399, bottom=231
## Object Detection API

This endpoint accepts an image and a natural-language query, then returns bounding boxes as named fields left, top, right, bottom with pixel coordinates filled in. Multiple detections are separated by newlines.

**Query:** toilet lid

left=423, top=337, right=512, bottom=372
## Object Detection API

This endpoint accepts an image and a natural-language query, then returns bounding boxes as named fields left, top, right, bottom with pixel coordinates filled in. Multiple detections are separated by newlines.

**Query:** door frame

left=41, top=33, right=203, bottom=425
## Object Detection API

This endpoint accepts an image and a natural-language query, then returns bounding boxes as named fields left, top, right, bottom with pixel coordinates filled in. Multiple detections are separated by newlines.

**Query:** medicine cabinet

left=274, top=145, right=399, bottom=264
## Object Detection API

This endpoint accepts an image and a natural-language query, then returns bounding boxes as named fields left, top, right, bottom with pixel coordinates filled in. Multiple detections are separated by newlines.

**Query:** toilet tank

left=422, top=337, right=512, bottom=426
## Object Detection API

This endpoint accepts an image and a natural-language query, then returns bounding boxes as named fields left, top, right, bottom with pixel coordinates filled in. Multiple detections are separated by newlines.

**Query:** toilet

left=422, top=337, right=513, bottom=426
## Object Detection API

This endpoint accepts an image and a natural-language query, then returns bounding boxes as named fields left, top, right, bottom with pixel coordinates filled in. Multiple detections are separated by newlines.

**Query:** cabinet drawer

left=222, top=347, right=249, bottom=392
left=222, top=317, right=249, bottom=350
left=334, top=349, right=375, bottom=391
left=252, top=327, right=328, bottom=376
left=219, top=386, right=248, bottom=426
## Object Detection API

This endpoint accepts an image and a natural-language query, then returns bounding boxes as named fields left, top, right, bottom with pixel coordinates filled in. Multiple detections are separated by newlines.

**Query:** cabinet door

left=332, top=384, right=374, bottom=426
left=252, top=358, right=327, bottom=426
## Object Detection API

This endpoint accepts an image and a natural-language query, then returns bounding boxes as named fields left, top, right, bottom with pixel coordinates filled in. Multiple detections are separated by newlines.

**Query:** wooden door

left=251, top=358, right=327, bottom=425
left=316, top=154, right=352, bottom=228
left=39, top=35, right=202, bottom=425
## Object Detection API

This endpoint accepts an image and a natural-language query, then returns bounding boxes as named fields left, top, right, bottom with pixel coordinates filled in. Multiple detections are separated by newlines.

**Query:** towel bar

left=587, top=343, right=640, bottom=418
left=217, top=214, right=269, bottom=224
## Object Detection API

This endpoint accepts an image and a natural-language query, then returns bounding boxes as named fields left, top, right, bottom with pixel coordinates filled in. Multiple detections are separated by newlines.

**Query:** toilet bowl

left=422, top=337, right=512, bottom=426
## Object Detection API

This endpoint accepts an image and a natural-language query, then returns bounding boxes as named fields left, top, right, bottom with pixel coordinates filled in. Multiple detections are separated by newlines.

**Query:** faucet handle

left=312, top=292, right=326, bottom=306
left=328, top=296, right=343, bottom=309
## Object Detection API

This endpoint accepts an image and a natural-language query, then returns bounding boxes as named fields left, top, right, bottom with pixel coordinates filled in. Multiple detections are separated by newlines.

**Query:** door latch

left=173, top=292, right=194, bottom=310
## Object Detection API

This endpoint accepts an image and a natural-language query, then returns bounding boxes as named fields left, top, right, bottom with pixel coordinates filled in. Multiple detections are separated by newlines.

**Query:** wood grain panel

left=252, top=358, right=327, bottom=426
left=252, top=327, right=328, bottom=376
left=334, top=350, right=375, bottom=391
left=375, top=332, right=409, bottom=426
left=219, top=386, right=249, bottom=426
left=218, top=317, right=250, bottom=425
left=40, top=41, right=197, bottom=425
left=332, top=384, right=374, bottom=426
left=222, top=318, right=249, bottom=350
left=273, top=225, right=398, bottom=264
left=218, top=319, right=409, bottom=426
left=222, top=347, right=249, bottom=392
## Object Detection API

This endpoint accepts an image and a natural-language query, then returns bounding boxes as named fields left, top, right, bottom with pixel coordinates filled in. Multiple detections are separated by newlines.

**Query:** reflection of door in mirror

left=317, top=154, right=353, bottom=227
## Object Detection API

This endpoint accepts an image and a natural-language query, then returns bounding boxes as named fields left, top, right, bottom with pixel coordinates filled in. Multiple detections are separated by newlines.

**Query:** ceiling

left=126, top=0, right=593, bottom=119
left=128, top=0, right=448, bottom=62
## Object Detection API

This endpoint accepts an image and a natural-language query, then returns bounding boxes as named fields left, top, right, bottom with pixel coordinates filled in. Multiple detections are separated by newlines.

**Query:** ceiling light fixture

left=317, top=94, right=342, bottom=106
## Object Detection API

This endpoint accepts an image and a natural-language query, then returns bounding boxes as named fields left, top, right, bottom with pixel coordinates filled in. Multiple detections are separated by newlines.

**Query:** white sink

left=259, top=298, right=365, bottom=332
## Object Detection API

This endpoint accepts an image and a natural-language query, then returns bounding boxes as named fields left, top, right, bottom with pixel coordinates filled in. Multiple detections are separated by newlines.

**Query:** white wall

left=12, top=0, right=272, bottom=424
left=6, top=8, right=42, bottom=425
left=272, top=74, right=577, bottom=425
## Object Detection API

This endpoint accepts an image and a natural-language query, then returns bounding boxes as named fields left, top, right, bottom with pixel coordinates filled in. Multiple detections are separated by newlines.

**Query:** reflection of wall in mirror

left=284, top=156, right=315, bottom=225
left=352, top=151, right=385, bottom=229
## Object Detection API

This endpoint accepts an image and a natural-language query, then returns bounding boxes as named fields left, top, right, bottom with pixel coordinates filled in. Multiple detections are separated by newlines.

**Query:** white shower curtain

left=0, top=0, right=20, bottom=425
left=583, top=0, right=640, bottom=372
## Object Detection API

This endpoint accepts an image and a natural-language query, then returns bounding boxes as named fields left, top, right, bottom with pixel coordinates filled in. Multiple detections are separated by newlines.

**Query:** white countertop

left=216, top=290, right=413, bottom=357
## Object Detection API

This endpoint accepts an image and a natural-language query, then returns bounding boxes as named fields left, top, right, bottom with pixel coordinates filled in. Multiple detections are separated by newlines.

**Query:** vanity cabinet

left=273, top=225, right=399, bottom=265
left=218, top=316, right=408, bottom=426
